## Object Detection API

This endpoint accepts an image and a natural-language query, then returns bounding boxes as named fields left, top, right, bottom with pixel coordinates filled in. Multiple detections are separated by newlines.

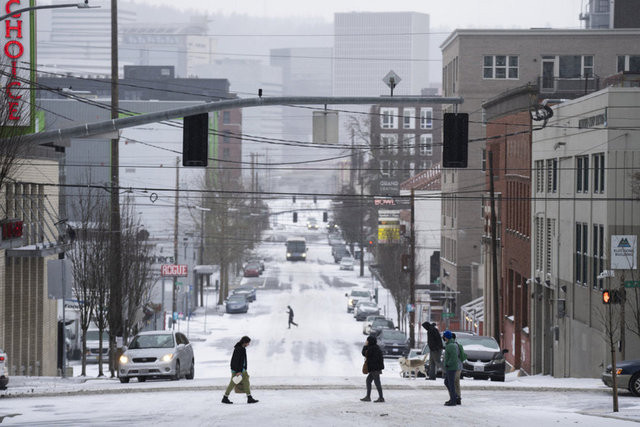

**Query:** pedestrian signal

left=602, top=290, right=612, bottom=304
left=323, top=212, right=328, bottom=222
left=182, top=113, right=209, bottom=167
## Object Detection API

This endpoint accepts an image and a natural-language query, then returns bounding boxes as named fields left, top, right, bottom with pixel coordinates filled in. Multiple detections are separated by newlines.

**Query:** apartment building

left=440, top=28, right=640, bottom=329
left=532, top=86, right=640, bottom=377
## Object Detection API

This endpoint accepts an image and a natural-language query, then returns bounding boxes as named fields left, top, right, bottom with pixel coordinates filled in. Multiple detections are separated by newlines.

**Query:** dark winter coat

left=288, top=307, right=294, bottom=320
left=230, top=342, right=247, bottom=373
left=362, top=337, right=385, bottom=372
left=422, top=321, right=444, bottom=352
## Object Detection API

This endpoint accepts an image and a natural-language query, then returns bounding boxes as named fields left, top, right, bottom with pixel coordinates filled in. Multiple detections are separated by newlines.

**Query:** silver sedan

left=118, top=331, right=194, bottom=383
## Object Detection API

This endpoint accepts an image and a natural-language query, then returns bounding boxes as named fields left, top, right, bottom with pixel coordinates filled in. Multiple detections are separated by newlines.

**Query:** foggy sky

left=134, top=0, right=586, bottom=29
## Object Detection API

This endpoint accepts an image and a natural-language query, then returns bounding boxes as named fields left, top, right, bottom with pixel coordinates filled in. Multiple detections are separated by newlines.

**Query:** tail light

left=0, top=356, right=4, bottom=361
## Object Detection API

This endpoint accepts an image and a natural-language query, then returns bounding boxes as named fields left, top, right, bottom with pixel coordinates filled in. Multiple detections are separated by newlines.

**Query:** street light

left=0, top=1, right=99, bottom=22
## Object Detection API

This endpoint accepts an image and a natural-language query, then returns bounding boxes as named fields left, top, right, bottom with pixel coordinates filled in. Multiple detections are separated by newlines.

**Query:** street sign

left=442, top=312, right=455, bottom=319
left=383, top=70, right=402, bottom=89
left=625, top=281, right=640, bottom=288
left=161, top=264, right=188, bottom=277
left=611, top=235, right=637, bottom=270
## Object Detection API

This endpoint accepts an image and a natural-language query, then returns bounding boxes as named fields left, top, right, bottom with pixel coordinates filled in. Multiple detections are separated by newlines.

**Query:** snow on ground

left=2, top=199, right=640, bottom=424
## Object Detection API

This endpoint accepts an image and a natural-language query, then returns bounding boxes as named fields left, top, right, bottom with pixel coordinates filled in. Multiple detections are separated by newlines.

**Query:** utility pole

left=359, top=176, right=365, bottom=277
left=620, top=272, right=626, bottom=359
left=172, top=156, right=180, bottom=329
left=489, top=152, right=500, bottom=343
left=108, top=0, right=123, bottom=378
left=409, top=189, right=416, bottom=348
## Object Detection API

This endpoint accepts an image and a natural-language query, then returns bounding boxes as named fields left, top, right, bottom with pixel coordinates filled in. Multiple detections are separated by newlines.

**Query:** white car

left=0, top=349, right=8, bottom=390
left=363, top=315, right=386, bottom=335
left=340, top=256, right=355, bottom=270
left=118, top=331, right=194, bottom=383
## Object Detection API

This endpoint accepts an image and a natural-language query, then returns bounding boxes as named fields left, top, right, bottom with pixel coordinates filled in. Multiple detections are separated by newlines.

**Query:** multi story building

left=531, top=86, right=640, bottom=377
left=580, top=0, right=640, bottom=29
left=440, top=28, right=640, bottom=338
left=333, top=12, right=430, bottom=97
left=369, top=104, right=442, bottom=196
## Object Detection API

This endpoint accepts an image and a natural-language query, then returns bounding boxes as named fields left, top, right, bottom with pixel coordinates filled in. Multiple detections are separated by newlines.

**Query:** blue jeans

left=444, top=370, right=458, bottom=402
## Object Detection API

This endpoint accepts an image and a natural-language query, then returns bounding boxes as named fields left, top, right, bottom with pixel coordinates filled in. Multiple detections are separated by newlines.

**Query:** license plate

left=392, top=348, right=399, bottom=352
left=474, top=365, right=484, bottom=372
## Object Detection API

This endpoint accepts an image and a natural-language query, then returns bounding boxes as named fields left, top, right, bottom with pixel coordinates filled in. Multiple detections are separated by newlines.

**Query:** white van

left=85, top=329, right=110, bottom=363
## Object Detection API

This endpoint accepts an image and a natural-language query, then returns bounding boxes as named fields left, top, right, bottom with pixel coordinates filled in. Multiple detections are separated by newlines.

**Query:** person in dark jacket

left=360, top=334, right=385, bottom=402
left=222, top=336, right=258, bottom=404
left=421, top=321, right=444, bottom=380
left=287, top=305, right=298, bottom=329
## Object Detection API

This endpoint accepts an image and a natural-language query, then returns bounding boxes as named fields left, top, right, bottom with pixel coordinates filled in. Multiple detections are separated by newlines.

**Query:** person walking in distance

left=442, top=330, right=460, bottom=406
left=421, top=321, right=444, bottom=380
left=287, top=305, right=298, bottom=329
left=222, top=336, right=259, bottom=404
left=360, top=335, right=385, bottom=403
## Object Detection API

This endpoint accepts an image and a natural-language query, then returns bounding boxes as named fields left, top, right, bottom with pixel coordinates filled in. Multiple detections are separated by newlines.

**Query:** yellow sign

left=378, top=225, right=401, bottom=244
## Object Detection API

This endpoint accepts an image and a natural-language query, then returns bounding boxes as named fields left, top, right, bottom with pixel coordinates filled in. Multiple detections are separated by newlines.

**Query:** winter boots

left=222, top=395, right=233, bottom=404
left=360, top=396, right=371, bottom=402
left=374, top=397, right=385, bottom=403
left=247, top=395, right=259, bottom=404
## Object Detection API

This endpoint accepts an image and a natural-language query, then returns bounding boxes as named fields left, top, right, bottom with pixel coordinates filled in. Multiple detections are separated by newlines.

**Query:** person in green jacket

left=442, top=330, right=459, bottom=406
left=452, top=332, right=466, bottom=405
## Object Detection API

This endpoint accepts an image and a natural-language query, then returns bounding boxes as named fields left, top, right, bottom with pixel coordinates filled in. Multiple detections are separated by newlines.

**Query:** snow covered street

left=1, top=202, right=640, bottom=425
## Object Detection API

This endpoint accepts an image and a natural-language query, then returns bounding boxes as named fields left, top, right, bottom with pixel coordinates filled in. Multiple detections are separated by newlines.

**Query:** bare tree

left=596, top=301, right=622, bottom=412
left=376, top=243, right=411, bottom=331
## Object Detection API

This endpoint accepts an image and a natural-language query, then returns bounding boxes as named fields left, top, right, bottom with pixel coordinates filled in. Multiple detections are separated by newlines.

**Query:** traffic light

left=368, top=239, right=374, bottom=247
left=603, top=289, right=625, bottom=304
left=293, top=195, right=296, bottom=203
left=602, top=290, right=611, bottom=304
left=401, top=254, right=411, bottom=272
left=443, top=113, right=469, bottom=168
left=313, top=195, right=317, bottom=203
left=323, top=212, right=328, bottom=222
left=182, top=113, right=209, bottom=167
left=293, top=212, right=298, bottom=223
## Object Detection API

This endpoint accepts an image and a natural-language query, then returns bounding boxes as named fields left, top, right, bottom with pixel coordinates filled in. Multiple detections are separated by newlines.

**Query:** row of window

left=534, top=153, right=605, bottom=194
left=379, top=160, right=432, bottom=177
left=483, top=54, right=640, bottom=80
left=380, top=134, right=433, bottom=155
left=533, top=217, right=555, bottom=275
left=505, top=180, right=530, bottom=237
left=575, top=223, right=605, bottom=289
left=380, top=107, right=433, bottom=130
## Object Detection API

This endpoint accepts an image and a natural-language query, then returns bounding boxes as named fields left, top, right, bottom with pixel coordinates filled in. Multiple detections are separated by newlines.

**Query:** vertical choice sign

left=1, top=0, right=34, bottom=129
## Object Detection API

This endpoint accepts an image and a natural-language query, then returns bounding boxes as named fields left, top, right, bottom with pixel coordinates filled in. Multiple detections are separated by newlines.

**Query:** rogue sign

left=161, top=264, right=188, bottom=277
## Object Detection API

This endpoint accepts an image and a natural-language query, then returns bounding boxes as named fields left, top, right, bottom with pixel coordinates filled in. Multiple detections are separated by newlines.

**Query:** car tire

left=119, top=376, right=130, bottom=384
left=629, top=373, right=640, bottom=397
left=173, top=361, right=181, bottom=381
left=138, top=377, right=146, bottom=383
left=186, top=360, right=195, bottom=380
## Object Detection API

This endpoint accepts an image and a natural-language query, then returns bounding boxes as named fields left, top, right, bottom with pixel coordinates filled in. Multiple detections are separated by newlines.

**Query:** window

left=420, top=108, right=433, bottom=129
left=595, top=0, right=610, bottom=13
left=381, top=134, right=398, bottom=153
left=402, top=134, right=415, bottom=154
left=576, top=155, right=589, bottom=193
left=617, top=55, right=640, bottom=73
left=535, top=217, right=544, bottom=271
left=222, top=111, right=231, bottom=124
left=546, top=218, right=555, bottom=273
left=380, top=160, right=391, bottom=177
left=222, top=132, right=231, bottom=143
left=482, top=149, right=487, bottom=172
left=559, top=55, right=594, bottom=78
left=403, top=108, right=415, bottom=129
left=418, top=159, right=431, bottom=170
left=483, top=55, right=519, bottom=79
left=419, top=134, right=433, bottom=156
left=546, top=159, right=557, bottom=193
left=593, top=153, right=605, bottom=193
left=535, top=160, right=544, bottom=193
left=592, top=224, right=605, bottom=289
left=223, top=148, right=230, bottom=159
left=575, top=222, right=588, bottom=285
left=380, top=108, right=398, bottom=129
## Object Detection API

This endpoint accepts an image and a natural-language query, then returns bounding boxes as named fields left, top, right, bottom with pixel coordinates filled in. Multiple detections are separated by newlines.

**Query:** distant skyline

left=134, top=0, right=586, bottom=29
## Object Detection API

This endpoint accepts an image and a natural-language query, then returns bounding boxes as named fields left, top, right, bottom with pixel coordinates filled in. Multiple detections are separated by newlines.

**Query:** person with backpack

left=222, top=336, right=259, bottom=404
left=360, top=335, right=385, bottom=403
left=452, top=332, right=466, bottom=405
left=442, top=330, right=460, bottom=406
left=421, top=321, right=444, bottom=380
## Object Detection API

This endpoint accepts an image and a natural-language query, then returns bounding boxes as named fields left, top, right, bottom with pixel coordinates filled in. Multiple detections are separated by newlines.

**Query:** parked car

left=363, top=315, right=387, bottom=335
left=243, top=262, right=261, bottom=277
left=456, top=332, right=508, bottom=382
left=85, top=329, right=110, bottom=364
left=602, top=359, right=640, bottom=396
left=0, top=349, right=8, bottom=390
left=377, top=329, right=410, bottom=357
left=247, top=258, right=265, bottom=273
left=232, top=285, right=257, bottom=302
left=346, top=289, right=371, bottom=312
left=370, top=318, right=395, bottom=336
left=332, top=245, right=350, bottom=263
left=226, top=294, right=249, bottom=314
left=340, top=256, right=355, bottom=271
left=354, top=301, right=380, bottom=321
left=118, top=331, right=194, bottom=383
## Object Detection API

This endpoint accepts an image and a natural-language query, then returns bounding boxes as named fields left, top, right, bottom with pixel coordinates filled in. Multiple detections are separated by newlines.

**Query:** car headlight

left=302, top=253, right=306, bottom=257
left=287, top=252, right=291, bottom=257
left=119, top=355, right=129, bottom=364
left=161, top=353, right=174, bottom=362
left=492, top=357, right=505, bottom=365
